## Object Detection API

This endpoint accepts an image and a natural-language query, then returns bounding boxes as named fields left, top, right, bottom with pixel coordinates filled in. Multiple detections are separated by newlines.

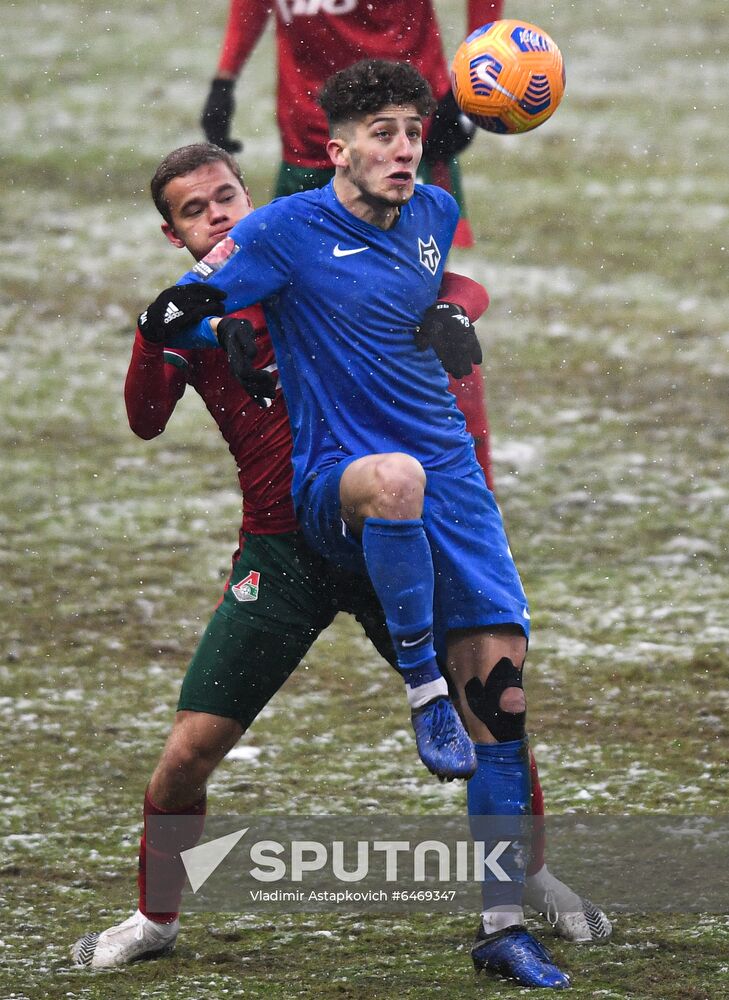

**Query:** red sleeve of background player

left=468, top=0, right=504, bottom=34
left=217, top=0, right=273, bottom=77
left=124, top=330, right=187, bottom=440
left=438, top=271, right=489, bottom=322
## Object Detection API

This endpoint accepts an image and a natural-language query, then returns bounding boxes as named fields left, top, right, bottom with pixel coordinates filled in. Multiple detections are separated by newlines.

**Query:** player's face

left=161, top=161, right=253, bottom=261
left=336, top=104, right=423, bottom=211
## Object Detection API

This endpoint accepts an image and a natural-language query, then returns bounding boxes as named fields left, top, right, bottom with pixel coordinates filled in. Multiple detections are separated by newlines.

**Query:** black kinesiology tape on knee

left=464, top=657, right=526, bottom=742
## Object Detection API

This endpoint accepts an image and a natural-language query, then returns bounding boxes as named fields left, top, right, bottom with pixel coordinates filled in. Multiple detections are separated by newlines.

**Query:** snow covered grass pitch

left=1, top=1, right=729, bottom=997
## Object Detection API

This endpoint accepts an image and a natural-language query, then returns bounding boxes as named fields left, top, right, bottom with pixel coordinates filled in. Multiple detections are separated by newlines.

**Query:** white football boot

left=524, top=865, right=613, bottom=943
left=71, top=909, right=179, bottom=968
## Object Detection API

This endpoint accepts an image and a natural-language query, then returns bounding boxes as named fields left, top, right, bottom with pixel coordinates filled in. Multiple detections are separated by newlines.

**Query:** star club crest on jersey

left=193, top=236, right=241, bottom=279
left=231, top=570, right=261, bottom=603
left=418, top=235, right=441, bottom=275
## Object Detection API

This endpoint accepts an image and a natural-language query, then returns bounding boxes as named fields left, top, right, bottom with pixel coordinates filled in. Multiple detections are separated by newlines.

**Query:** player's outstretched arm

left=125, top=284, right=227, bottom=437
left=124, top=329, right=187, bottom=439
left=138, top=284, right=227, bottom=344
left=201, top=0, right=272, bottom=151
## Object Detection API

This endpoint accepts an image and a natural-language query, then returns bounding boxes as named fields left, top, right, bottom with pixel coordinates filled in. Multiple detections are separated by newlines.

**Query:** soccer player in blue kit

left=166, top=60, right=572, bottom=989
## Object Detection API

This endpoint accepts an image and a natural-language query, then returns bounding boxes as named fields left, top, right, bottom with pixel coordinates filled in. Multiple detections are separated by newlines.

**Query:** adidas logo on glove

left=164, top=301, right=184, bottom=324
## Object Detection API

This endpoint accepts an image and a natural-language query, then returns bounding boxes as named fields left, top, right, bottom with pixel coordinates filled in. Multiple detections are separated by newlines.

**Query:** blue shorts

left=297, top=461, right=530, bottom=657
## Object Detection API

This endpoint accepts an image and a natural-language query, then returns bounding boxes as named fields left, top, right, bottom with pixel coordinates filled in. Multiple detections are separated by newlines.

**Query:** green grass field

left=2, top=1, right=729, bottom=997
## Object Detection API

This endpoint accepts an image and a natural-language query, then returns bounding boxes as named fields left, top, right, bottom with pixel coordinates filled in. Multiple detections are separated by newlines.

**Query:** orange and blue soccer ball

left=450, top=19, right=565, bottom=134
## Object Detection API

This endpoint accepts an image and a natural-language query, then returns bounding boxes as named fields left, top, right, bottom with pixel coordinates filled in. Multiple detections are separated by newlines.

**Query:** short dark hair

left=319, top=59, right=435, bottom=129
left=150, top=143, right=244, bottom=223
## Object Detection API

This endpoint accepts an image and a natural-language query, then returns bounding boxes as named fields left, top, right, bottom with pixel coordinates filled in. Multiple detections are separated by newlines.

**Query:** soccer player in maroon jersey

left=70, top=142, right=609, bottom=972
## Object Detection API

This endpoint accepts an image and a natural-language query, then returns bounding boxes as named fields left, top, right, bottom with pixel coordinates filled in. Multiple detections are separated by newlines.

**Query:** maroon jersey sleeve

left=468, top=0, right=504, bottom=34
left=438, top=271, right=489, bottom=322
left=438, top=271, right=493, bottom=489
left=125, top=309, right=299, bottom=535
left=217, top=0, right=273, bottom=77
left=124, top=329, right=188, bottom=439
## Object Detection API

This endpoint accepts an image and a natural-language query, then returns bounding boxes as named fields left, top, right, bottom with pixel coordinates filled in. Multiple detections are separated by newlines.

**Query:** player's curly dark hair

left=151, top=143, right=244, bottom=223
left=319, top=59, right=435, bottom=129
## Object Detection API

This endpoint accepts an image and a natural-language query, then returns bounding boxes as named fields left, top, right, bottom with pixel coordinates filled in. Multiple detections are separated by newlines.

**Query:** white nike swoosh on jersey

left=333, top=244, right=369, bottom=257
left=401, top=631, right=432, bottom=648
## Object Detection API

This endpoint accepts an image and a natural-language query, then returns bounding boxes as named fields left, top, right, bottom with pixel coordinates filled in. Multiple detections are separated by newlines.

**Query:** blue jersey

left=177, top=182, right=476, bottom=505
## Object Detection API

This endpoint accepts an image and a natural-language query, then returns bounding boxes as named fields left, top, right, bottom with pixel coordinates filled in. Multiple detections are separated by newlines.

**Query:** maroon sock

left=137, top=788, right=206, bottom=923
left=527, top=750, right=546, bottom=876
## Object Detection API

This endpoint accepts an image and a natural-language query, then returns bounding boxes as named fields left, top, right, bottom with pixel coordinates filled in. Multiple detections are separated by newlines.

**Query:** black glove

left=201, top=78, right=243, bottom=154
left=422, top=90, right=477, bottom=165
left=138, top=284, right=227, bottom=344
left=217, top=317, right=277, bottom=407
left=414, top=302, right=482, bottom=379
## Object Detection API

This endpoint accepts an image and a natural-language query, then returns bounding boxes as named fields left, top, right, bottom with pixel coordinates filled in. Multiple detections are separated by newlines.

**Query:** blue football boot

left=472, top=924, right=571, bottom=989
left=410, top=696, right=476, bottom=780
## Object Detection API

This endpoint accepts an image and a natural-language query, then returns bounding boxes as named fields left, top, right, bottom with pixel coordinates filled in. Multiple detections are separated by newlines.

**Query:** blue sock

left=467, top=738, right=531, bottom=918
left=361, top=517, right=445, bottom=706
